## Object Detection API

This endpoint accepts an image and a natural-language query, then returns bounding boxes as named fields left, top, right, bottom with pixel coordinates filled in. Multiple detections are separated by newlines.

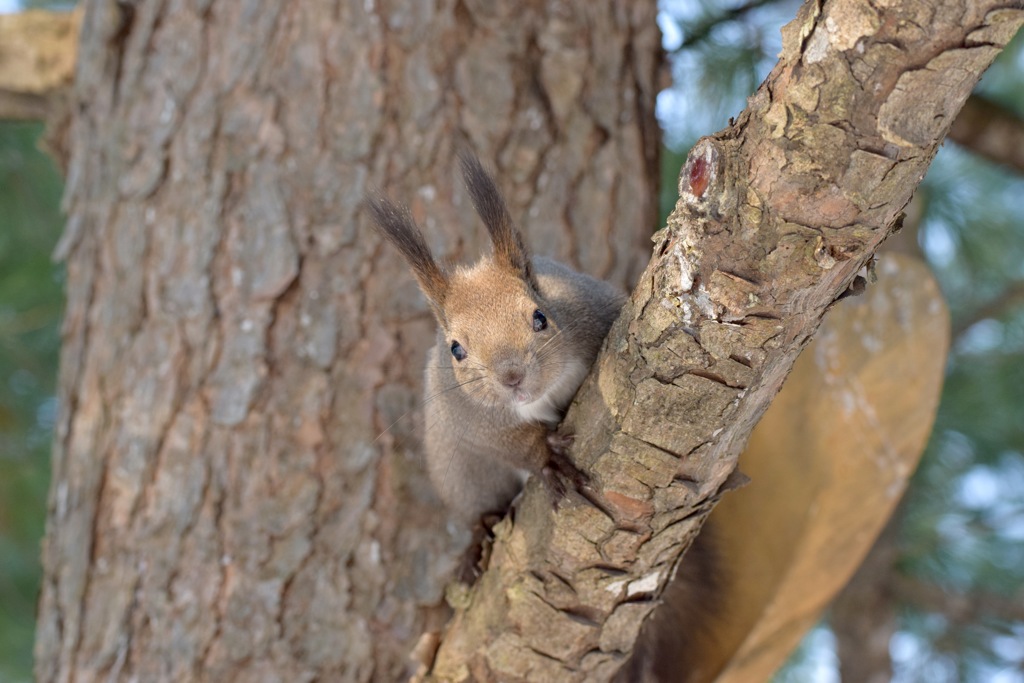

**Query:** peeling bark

left=35, top=1, right=659, bottom=681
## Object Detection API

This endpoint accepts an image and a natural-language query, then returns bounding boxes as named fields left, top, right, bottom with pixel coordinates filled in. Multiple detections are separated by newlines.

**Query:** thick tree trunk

left=34, top=1, right=659, bottom=681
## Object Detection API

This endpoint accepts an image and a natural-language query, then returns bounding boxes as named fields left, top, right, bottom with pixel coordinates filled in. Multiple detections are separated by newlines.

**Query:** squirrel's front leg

left=542, top=431, right=589, bottom=505
left=509, top=425, right=589, bottom=508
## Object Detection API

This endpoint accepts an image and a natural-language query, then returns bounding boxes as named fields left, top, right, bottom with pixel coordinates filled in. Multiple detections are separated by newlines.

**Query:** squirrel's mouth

left=511, top=388, right=531, bottom=403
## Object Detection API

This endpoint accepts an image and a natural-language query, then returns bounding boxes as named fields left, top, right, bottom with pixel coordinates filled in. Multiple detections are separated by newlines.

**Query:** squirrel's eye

left=532, top=309, right=547, bottom=332
left=450, top=340, right=467, bottom=361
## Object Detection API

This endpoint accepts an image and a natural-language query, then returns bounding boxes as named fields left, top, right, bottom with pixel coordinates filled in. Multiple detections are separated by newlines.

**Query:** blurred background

left=0, top=121, right=63, bottom=679
left=1, top=1, right=1022, bottom=681
left=656, top=2, right=1024, bottom=680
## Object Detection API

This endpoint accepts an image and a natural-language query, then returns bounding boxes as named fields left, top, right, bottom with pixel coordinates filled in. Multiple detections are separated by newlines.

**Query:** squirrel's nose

left=494, top=357, right=526, bottom=388
left=500, top=369, right=524, bottom=388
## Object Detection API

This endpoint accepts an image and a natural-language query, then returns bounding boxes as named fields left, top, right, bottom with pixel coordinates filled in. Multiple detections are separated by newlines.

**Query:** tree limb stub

left=0, top=9, right=80, bottom=121
left=429, top=2, right=1024, bottom=681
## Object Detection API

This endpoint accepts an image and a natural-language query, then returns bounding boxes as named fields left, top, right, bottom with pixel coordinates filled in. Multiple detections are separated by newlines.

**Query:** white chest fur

left=514, top=357, right=588, bottom=427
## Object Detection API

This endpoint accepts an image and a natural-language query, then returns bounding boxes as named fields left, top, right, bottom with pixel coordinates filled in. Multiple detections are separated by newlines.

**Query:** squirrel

left=369, top=155, right=718, bottom=683
left=366, top=154, right=624, bottom=527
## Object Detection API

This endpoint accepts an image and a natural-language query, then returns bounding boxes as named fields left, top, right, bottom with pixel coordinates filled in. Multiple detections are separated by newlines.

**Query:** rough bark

left=428, top=1, right=1024, bottom=681
left=34, top=1, right=659, bottom=681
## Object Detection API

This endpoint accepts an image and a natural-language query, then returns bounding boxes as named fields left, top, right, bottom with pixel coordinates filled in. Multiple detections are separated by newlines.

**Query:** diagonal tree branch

left=671, top=0, right=778, bottom=51
left=891, top=574, right=1024, bottom=625
left=427, top=2, right=1024, bottom=681
left=948, top=93, right=1024, bottom=174
left=953, top=279, right=1024, bottom=338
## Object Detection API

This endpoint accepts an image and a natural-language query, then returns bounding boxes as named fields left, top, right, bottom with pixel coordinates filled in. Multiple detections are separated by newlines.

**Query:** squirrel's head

left=367, top=154, right=580, bottom=424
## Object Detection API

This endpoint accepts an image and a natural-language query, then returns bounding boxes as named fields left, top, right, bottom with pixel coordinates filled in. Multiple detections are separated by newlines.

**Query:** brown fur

left=365, top=193, right=449, bottom=322
left=368, top=156, right=624, bottom=524
left=423, top=255, right=623, bottom=522
left=459, top=153, right=536, bottom=289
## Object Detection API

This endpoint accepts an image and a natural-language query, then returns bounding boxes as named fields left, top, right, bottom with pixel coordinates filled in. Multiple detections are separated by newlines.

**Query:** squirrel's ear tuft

left=458, top=153, right=537, bottom=289
left=365, top=193, right=449, bottom=323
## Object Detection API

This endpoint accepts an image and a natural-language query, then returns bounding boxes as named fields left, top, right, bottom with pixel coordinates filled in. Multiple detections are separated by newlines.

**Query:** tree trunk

left=831, top=513, right=900, bottom=683
left=34, top=1, right=659, bottom=681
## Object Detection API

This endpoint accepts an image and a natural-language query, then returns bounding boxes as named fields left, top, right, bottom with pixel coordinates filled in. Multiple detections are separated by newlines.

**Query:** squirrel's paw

left=542, top=441, right=590, bottom=509
left=546, top=432, right=575, bottom=456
